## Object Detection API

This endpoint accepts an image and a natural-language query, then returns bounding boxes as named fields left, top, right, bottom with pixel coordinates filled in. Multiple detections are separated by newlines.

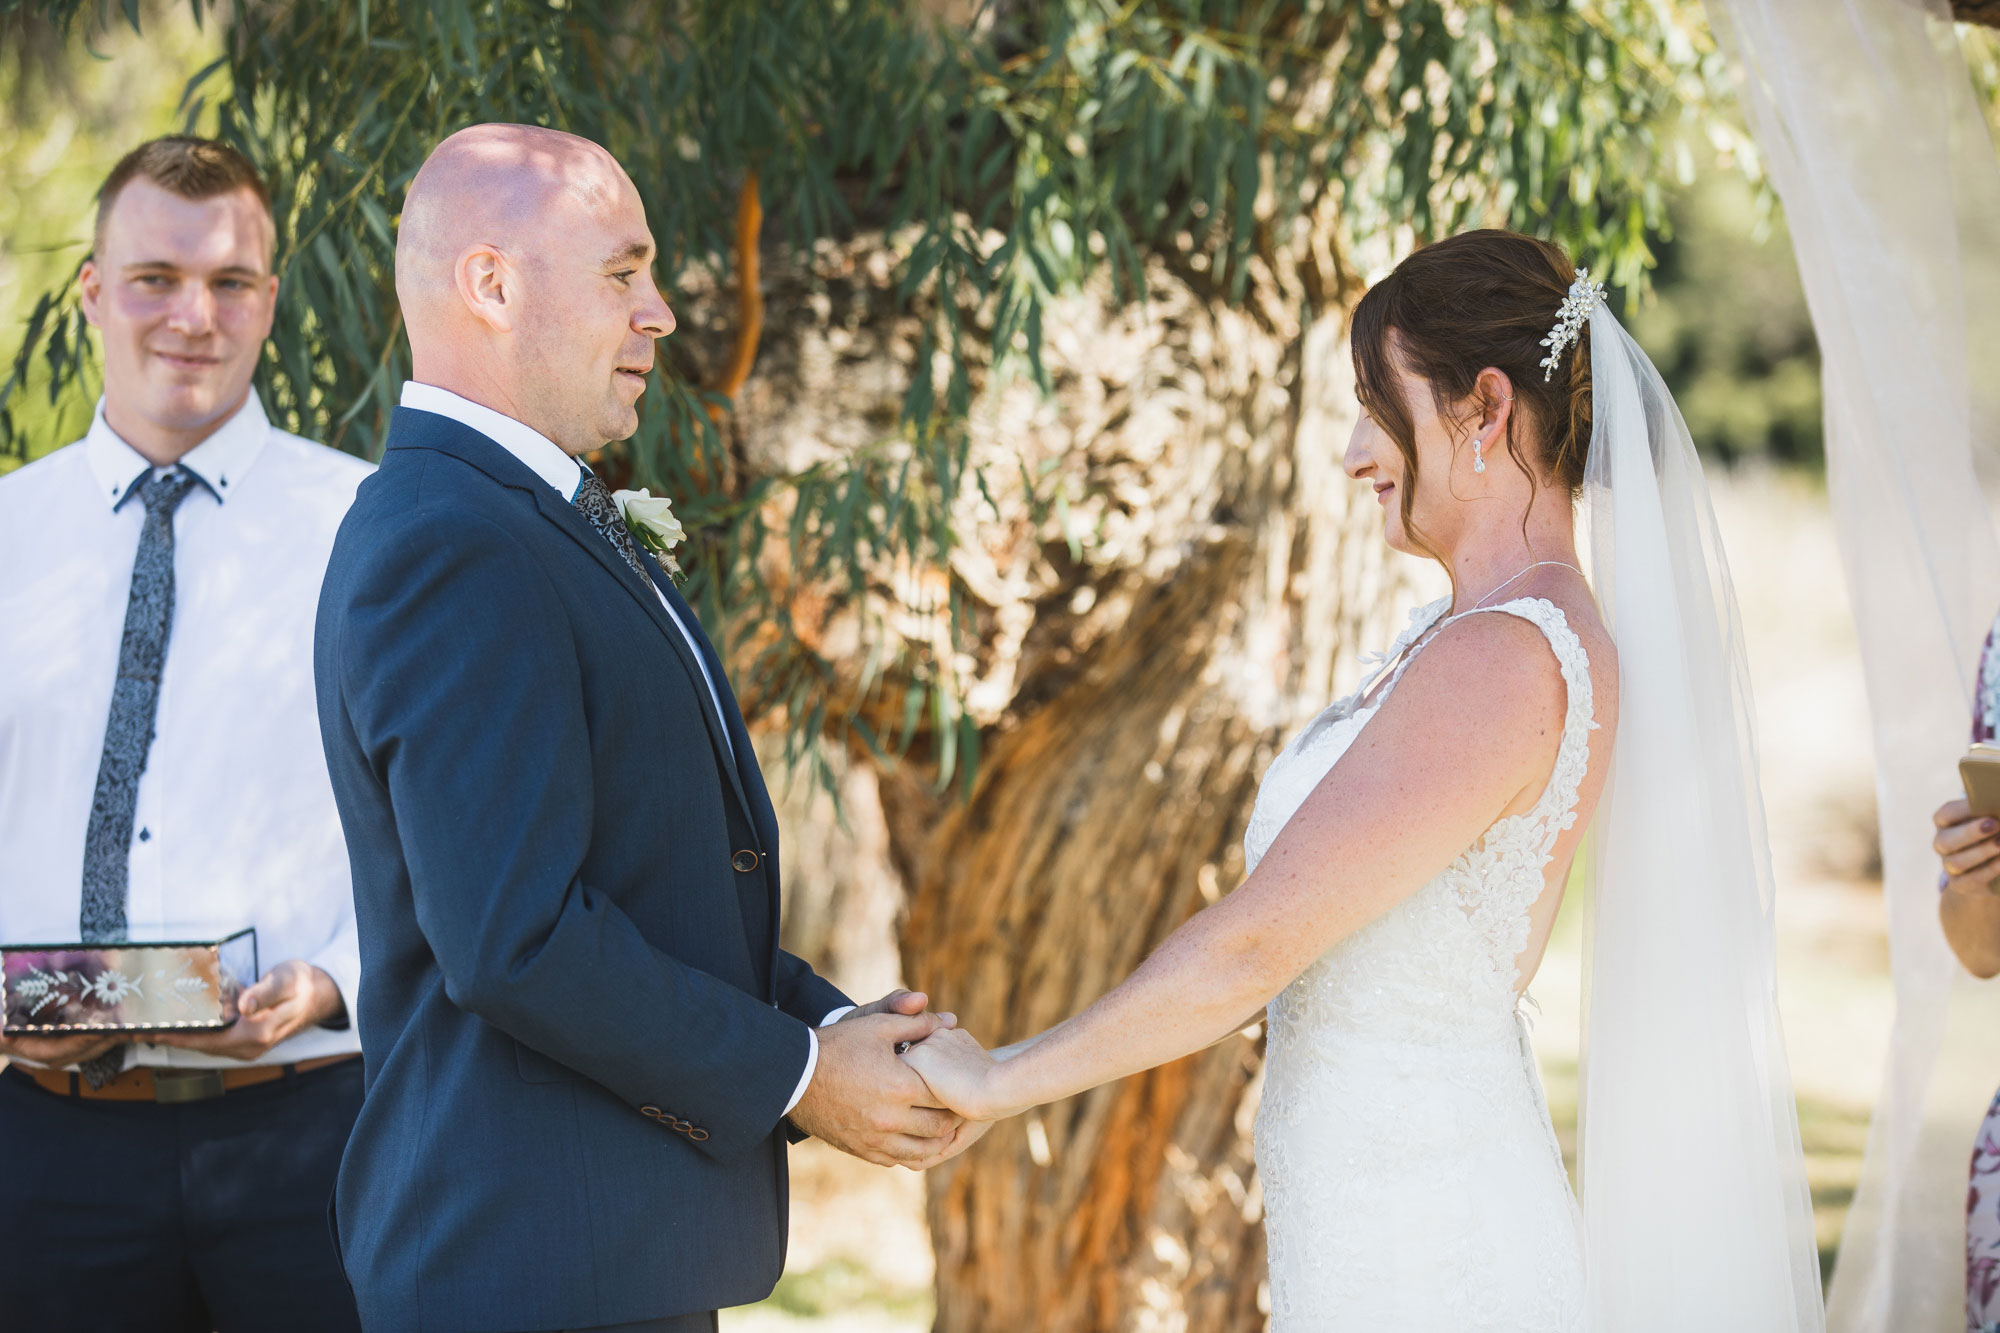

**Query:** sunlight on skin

left=395, top=123, right=673, bottom=457
left=77, top=178, right=276, bottom=467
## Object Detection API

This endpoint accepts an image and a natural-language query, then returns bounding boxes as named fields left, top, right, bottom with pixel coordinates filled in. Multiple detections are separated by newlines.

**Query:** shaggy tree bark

left=724, top=233, right=1427, bottom=1331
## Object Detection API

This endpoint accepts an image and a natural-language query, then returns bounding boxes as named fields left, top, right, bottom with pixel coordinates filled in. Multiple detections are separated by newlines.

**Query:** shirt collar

left=84, top=391, right=273, bottom=511
left=399, top=381, right=584, bottom=502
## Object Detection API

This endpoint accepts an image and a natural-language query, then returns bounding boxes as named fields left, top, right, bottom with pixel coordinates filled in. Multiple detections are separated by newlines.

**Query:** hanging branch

left=1, top=0, right=1724, bottom=783
left=711, top=169, right=764, bottom=413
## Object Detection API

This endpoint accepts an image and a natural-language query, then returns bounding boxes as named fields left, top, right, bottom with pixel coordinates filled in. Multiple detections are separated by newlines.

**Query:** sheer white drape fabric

left=1702, top=2, right=2000, bottom=1329
left=1579, top=305, right=1824, bottom=1330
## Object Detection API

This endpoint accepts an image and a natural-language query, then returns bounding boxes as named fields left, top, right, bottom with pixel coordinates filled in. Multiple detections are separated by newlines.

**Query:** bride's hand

left=901, top=1026, right=1009, bottom=1121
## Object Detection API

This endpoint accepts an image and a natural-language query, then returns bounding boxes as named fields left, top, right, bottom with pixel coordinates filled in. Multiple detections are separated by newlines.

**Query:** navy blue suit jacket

left=314, top=407, right=849, bottom=1331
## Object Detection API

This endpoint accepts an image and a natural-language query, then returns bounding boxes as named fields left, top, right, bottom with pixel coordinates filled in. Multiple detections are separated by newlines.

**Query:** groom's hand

left=841, top=988, right=954, bottom=1027
left=790, top=1011, right=964, bottom=1169
left=927, top=1116, right=995, bottom=1167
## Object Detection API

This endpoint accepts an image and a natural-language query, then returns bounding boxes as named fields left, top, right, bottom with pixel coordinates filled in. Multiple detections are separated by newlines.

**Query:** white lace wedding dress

left=1246, top=594, right=1595, bottom=1331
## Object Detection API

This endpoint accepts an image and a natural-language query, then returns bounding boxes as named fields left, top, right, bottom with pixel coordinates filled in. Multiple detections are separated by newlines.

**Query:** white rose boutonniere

left=611, top=487, right=687, bottom=581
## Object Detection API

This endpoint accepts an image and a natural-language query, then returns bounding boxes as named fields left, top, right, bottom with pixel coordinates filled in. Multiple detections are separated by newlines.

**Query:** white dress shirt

left=0, top=393, right=371, bottom=1068
left=398, top=383, right=845, bottom=1113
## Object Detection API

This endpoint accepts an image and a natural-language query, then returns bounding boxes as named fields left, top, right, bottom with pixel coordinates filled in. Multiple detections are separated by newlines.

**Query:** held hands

left=790, top=994, right=969, bottom=1170
left=149, top=959, right=347, bottom=1062
left=844, top=988, right=947, bottom=1025
left=900, top=1026, right=1009, bottom=1122
left=1935, top=799, right=2000, bottom=895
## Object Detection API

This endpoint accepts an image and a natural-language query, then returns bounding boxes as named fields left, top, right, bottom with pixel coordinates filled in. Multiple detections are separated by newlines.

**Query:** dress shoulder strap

left=1364, top=596, right=1453, bottom=703
left=1445, top=597, right=1598, bottom=845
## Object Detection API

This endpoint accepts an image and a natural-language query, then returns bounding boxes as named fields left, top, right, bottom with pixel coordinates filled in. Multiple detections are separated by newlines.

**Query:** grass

left=722, top=1257, right=933, bottom=1332
left=758, top=1257, right=932, bottom=1320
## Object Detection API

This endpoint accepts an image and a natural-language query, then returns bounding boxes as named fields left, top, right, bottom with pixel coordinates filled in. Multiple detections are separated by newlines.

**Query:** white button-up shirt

left=0, top=393, right=371, bottom=1068
left=397, top=383, right=845, bottom=1112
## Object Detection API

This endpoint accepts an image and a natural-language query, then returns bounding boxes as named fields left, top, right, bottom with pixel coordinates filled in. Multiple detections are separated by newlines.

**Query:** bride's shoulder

left=1393, top=608, right=1572, bottom=727
left=1501, top=593, right=1615, bottom=671
left=1484, top=592, right=1620, bottom=739
left=1354, top=610, right=1578, bottom=796
left=1397, top=594, right=1614, bottom=731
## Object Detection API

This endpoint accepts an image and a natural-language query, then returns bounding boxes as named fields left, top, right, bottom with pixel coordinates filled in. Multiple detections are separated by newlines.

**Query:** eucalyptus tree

left=2, top=1, right=1722, bottom=1326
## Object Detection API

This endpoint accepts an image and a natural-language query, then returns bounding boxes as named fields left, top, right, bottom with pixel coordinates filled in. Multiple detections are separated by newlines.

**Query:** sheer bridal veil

left=1578, top=303, right=1824, bottom=1330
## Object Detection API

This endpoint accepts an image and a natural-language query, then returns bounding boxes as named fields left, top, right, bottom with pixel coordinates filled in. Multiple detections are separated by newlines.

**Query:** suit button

left=688, top=1127, right=710, bottom=1142
left=640, top=1105, right=664, bottom=1120
left=731, top=849, right=760, bottom=873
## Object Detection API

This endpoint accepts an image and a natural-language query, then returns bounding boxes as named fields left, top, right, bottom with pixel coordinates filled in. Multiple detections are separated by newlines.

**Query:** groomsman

left=0, top=137, right=369, bottom=1330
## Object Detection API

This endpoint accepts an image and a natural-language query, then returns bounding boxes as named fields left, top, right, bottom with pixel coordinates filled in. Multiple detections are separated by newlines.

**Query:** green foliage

left=1, top=0, right=1727, bottom=783
left=1964, top=24, right=2000, bottom=137
left=1628, top=148, right=1823, bottom=468
left=0, top=2, right=224, bottom=463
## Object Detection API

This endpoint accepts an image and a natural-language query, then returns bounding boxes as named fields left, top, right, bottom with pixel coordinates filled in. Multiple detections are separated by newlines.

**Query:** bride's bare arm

left=905, top=612, right=1571, bottom=1121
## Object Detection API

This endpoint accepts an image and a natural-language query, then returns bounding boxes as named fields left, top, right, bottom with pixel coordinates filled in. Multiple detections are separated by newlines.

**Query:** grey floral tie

left=78, top=466, right=198, bottom=1086
left=572, top=470, right=656, bottom=593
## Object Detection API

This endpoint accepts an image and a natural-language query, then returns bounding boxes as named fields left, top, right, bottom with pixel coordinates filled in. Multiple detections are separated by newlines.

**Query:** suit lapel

left=390, top=410, right=756, bottom=825
left=532, top=489, right=754, bottom=822
left=526, top=493, right=777, bottom=981
left=634, top=549, right=758, bottom=826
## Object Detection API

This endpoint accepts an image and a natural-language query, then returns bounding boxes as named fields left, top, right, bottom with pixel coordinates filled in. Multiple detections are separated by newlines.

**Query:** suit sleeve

left=774, top=950, right=851, bottom=1028
left=305, top=902, right=361, bottom=1031
left=331, top=510, right=809, bottom=1160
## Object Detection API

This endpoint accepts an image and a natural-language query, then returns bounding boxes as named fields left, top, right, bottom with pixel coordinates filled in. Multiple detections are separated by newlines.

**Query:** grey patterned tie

left=572, top=470, right=657, bottom=593
left=78, top=466, right=198, bottom=1087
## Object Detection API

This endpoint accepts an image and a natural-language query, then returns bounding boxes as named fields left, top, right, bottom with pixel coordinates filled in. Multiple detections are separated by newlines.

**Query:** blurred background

left=6, top=3, right=2000, bottom=1328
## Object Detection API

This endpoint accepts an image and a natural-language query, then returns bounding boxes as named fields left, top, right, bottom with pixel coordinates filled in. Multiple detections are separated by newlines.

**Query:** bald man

left=314, top=125, right=967, bottom=1333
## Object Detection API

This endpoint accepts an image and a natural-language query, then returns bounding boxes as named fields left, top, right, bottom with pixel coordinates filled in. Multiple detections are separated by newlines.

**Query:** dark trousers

left=0, top=1057, right=364, bottom=1333
left=566, top=1316, right=718, bottom=1333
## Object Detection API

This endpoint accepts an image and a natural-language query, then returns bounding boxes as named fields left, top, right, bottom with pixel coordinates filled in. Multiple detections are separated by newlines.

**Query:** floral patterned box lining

left=1, top=928, right=257, bottom=1034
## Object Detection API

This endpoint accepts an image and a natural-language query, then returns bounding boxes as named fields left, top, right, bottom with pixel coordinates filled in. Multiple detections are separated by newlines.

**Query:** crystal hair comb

left=1539, top=268, right=1606, bottom=382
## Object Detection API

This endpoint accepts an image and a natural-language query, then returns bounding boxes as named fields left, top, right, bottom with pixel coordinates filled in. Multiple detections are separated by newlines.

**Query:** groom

left=314, top=124, right=964, bottom=1333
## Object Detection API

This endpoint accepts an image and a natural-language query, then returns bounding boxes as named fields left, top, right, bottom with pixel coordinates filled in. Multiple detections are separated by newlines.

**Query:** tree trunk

left=883, top=531, right=1282, bottom=1331
left=726, top=238, right=1423, bottom=1331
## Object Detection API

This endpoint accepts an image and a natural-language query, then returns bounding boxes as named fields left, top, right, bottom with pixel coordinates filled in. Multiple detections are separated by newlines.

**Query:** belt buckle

left=152, top=1069, right=227, bottom=1104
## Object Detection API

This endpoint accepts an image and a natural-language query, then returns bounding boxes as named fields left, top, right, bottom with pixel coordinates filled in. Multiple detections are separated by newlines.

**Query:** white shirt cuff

left=782, top=1006, right=859, bottom=1117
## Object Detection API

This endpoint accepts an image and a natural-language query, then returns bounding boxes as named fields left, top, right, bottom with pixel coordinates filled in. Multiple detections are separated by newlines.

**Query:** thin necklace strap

left=1470, top=559, right=1584, bottom=612
left=1363, top=561, right=1581, bottom=709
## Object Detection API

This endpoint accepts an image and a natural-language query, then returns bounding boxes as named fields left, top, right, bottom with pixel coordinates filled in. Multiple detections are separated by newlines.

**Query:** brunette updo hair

left=1350, top=230, right=1593, bottom=556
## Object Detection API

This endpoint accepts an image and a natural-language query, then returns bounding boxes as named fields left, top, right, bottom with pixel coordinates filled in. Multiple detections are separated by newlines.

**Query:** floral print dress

left=1967, top=613, right=2000, bottom=1332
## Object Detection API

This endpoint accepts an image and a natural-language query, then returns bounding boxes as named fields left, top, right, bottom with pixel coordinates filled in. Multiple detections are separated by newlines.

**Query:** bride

left=905, top=230, right=1825, bottom=1330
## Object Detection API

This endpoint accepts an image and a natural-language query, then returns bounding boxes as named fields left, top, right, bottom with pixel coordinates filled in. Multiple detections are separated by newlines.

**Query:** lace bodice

left=1249, top=595, right=1596, bottom=1330
left=1245, top=594, right=1597, bottom=1048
